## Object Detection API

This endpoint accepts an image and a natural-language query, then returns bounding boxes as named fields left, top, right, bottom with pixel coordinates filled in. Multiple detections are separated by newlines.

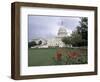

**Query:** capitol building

left=31, top=24, right=71, bottom=48
left=47, top=26, right=67, bottom=47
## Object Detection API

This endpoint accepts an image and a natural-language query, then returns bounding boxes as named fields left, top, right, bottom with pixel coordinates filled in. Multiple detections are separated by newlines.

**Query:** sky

left=28, top=15, right=81, bottom=41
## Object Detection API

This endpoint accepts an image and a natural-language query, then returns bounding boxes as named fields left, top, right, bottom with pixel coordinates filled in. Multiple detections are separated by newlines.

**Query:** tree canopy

left=28, top=41, right=37, bottom=48
left=62, top=17, right=88, bottom=47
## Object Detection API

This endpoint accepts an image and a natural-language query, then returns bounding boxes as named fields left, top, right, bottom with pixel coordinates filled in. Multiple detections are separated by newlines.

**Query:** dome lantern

left=57, top=21, right=67, bottom=38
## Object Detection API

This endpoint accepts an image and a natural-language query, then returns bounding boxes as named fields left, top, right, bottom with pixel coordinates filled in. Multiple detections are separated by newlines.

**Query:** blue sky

left=28, top=15, right=81, bottom=41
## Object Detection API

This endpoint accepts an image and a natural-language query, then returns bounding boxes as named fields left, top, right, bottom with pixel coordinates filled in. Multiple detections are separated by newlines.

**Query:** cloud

left=28, top=15, right=81, bottom=41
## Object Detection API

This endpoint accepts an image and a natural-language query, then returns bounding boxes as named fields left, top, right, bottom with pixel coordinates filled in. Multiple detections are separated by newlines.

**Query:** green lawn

left=28, top=47, right=87, bottom=66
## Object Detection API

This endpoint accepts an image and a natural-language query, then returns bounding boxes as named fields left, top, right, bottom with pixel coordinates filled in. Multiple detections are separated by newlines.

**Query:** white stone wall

left=46, top=37, right=66, bottom=47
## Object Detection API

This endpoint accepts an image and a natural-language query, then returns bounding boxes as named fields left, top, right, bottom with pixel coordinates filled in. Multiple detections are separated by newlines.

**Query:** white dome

left=58, top=26, right=67, bottom=38
left=58, top=27, right=67, bottom=33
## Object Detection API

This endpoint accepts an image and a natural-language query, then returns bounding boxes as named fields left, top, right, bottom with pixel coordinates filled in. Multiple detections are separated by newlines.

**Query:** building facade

left=31, top=24, right=70, bottom=48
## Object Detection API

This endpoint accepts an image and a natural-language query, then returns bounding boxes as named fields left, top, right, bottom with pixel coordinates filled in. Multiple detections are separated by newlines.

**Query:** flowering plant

left=68, top=51, right=79, bottom=59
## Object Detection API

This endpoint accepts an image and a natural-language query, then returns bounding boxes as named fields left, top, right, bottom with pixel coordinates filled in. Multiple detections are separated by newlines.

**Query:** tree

left=62, top=36, right=71, bottom=45
left=62, top=17, right=88, bottom=47
left=38, top=40, right=42, bottom=45
left=28, top=41, right=37, bottom=48
left=76, top=17, right=88, bottom=46
left=71, top=31, right=83, bottom=47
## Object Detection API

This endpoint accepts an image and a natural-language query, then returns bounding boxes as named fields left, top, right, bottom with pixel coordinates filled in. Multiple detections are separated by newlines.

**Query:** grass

left=28, top=47, right=87, bottom=66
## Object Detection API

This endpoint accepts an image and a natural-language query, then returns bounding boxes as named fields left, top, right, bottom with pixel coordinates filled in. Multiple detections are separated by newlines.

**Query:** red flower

left=68, top=51, right=79, bottom=59
left=55, top=52, right=62, bottom=61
